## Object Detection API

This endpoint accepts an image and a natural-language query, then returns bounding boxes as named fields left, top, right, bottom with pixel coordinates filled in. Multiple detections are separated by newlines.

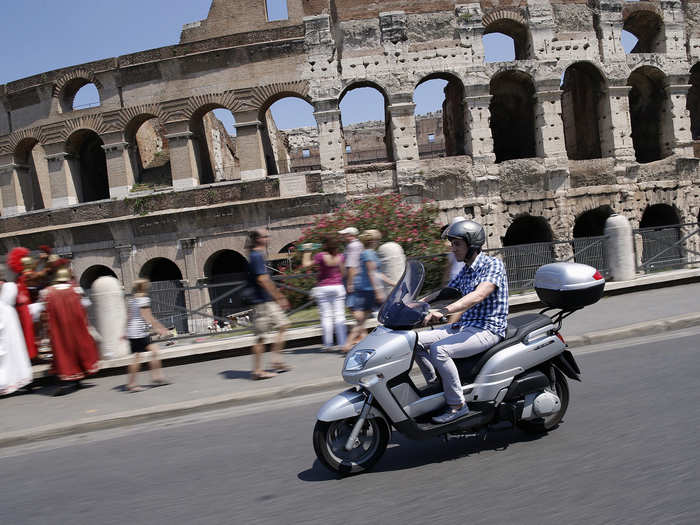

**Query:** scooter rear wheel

left=313, top=417, right=390, bottom=475
left=517, top=367, right=570, bottom=434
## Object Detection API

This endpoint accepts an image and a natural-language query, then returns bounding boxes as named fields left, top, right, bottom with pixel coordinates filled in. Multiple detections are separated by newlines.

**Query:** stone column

left=666, top=83, right=694, bottom=157
left=233, top=109, right=267, bottom=181
left=0, top=160, right=26, bottom=216
left=313, top=98, right=345, bottom=171
left=43, top=143, right=79, bottom=208
left=115, top=244, right=136, bottom=290
left=604, top=214, right=636, bottom=281
left=534, top=88, right=567, bottom=159
left=387, top=98, right=419, bottom=162
left=606, top=86, right=636, bottom=162
left=464, top=94, right=495, bottom=163
left=179, top=237, right=206, bottom=333
left=101, top=139, right=134, bottom=199
left=597, top=0, right=626, bottom=61
left=164, top=121, right=200, bottom=190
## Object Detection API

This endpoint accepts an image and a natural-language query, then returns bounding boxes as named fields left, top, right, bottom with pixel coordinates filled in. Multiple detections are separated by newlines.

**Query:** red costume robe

left=44, top=284, right=99, bottom=381
left=15, top=275, right=38, bottom=360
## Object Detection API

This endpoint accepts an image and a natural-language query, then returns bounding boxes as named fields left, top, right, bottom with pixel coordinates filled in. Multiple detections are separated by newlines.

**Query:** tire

left=517, top=367, right=570, bottom=435
left=313, top=417, right=390, bottom=475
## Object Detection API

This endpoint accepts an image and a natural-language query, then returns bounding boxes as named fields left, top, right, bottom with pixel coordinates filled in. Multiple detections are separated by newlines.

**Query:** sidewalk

left=2, top=273, right=700, bottom=448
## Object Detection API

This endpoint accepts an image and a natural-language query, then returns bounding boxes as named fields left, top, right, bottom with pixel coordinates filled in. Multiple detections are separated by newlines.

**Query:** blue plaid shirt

left=448, top=252, right=509, bottom=337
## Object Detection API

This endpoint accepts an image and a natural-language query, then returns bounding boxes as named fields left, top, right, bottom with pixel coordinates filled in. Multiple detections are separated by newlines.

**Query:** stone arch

left=573, top=205, right=614, bottom=268
left=187, top=102, right=240, bottom=184
left=12, top=137, right=47, bottom=211
left=489, top=69, right=537, bottom=162
left=502, top=214, right=554, bottom=289
left=139, top=257, right=187, bottom=333
left=203, top=249, right=249, bottom=318
left=628, top=66, right=673, bottom=163
left=482, top=8, right=532, bottom=60
left=53, top=69, right=104, bottom=113
left=340, top=81, right=394, bottom=164
left=65, top=129, right=110, bottom=203
left=123, top=112, right=173, bottom=188
left=622, top=5, right=665, bottom=54
left=561, top=62, right=613, bottom=160
left=278, top=241, right=296, bottom=254
left=639, top=203, right=683, bottom=270
left=503, top=214, right=554, bottom=246
left=79, top=264, right=117, bottom=290
left=640, top=203, right=681, bottom=228
left=414, top=72, right=466, bottom=158
left=687, top=63, right=700, bottom=141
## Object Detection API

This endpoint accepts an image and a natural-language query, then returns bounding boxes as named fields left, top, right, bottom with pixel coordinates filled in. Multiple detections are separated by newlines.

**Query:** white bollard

left=604, top=214, right=636, bottom=282
left=91, top=276, right=130, bottom=359
left=377, top=242, right=406, bottom=290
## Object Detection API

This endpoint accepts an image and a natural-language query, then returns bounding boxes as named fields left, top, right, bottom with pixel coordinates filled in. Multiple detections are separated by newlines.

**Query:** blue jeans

left=416, top=325, right=501, bottom=406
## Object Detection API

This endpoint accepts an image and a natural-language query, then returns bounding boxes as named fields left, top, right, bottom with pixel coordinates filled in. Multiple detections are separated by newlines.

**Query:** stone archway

left=79, top=264, right=118, bottom=290
left=628, top=66, right=672, bottom=164
left=139, top=257, right=187, bottom=333
left=203, top=250, right=250, bottom=318
left=65, top=129, right=109, bottom=203
left=638, top=204, right=683, bottom=270
left=490, top=70, right=537, bottom=163
left=502, top=214, right=554, bottom=290
left=573, top=205, right=613, bottom=269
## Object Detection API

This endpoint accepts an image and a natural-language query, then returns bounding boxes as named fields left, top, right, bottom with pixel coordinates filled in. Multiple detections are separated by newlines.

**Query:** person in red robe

left=6, top=247, right=38, bottom=361
left=41, top=268, right=100, bottom=396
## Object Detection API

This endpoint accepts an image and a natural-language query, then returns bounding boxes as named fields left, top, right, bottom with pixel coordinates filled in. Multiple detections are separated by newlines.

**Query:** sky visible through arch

left=1, top=1, right=637, bottom=134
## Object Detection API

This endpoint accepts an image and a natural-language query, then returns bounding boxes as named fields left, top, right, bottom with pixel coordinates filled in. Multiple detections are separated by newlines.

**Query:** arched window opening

left=65, top=129, right=109, bottom=203
left=628, top=66, right=672, bottom=163
left=190, top=107, right=239, bottom=184
left=13, top=139, right=48, bottom=212
left=204, top=250, right=249, bottom=319
left=573, top=205, right=613, bottom=269
left=623, top=11, right=665, bottom=54
left=482, top=33, right=516, bottom=63
left=489, top=71, right=537, bottom=163
left=687, top=64, right=700, bottom=146
left=259, top=97, right=316, bottom=175
left=639, top=204, right=683, bottom=270
left=139, top=257, right=187, bottom=334
left=79, top=265, right=117, bottom=290
left=561, top=63, right=611, bottom=160
left=502, top=215, right=554, bottom=289
left=483, top=18, right=531, bottom=61
left=414, top=76, right=466, bottom=159
left=59, top=79, right=100, bottom=113
left=72, top=83, right=100, bottom=110
left=126, top=116, right=172, bottom=189
left=340, top=85, right=393, bottom=165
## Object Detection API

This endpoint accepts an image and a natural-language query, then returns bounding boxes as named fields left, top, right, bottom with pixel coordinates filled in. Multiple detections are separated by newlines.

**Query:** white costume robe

left=0, top=282, right=33, bottom=395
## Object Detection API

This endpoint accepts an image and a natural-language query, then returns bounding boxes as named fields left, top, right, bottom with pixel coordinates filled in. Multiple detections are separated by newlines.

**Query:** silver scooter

left=313, top=259, right=605, bottom=474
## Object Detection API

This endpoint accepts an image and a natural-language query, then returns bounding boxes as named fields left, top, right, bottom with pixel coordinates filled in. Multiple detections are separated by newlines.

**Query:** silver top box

left=534, top=262, right=605, bottom=292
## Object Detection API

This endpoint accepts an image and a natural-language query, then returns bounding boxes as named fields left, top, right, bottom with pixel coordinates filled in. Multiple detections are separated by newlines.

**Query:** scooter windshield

left=377, top=259, right=430, bottom=329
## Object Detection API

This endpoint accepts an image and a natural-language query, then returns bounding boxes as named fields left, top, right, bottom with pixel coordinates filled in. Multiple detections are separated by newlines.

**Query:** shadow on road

left=219, top=370, right=253, bottom=380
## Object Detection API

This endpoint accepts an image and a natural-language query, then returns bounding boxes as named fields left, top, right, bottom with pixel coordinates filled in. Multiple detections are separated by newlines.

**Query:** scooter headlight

left=344, top=349, right=375, bottom=372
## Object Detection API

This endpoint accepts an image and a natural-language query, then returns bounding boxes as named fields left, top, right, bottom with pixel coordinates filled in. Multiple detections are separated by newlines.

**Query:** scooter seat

left=454, top=313, right=553, bottom=384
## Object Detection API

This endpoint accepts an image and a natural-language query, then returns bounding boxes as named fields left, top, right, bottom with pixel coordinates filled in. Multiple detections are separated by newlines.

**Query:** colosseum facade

left=1, top=0, right=700, bottom=306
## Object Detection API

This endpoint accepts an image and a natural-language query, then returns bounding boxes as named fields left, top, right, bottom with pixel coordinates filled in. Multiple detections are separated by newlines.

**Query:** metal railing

left=633, top=223, right=700, bottom=273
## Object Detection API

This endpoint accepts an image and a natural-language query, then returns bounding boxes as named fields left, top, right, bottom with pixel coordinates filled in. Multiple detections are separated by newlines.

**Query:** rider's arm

left=423, top=281, right=496, bottom=324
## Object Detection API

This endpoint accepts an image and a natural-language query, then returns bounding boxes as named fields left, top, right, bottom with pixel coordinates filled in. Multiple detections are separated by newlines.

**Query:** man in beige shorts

left=246, top=228, right=291, bottom=380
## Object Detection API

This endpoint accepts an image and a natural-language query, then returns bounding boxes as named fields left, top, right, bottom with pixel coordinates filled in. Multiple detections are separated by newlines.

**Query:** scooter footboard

left=317, top=389, right=386, bottom=422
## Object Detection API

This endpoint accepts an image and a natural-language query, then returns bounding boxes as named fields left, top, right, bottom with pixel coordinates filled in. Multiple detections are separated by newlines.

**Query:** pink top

left=314, top=252, right=345, bottom=287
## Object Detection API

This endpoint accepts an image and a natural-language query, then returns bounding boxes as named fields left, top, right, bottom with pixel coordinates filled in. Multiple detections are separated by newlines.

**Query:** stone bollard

left=604, top=214, right=636, bottom=282
left=377, top=241, right=406, bottom=292
left=91, top=276, right=129, bottom=359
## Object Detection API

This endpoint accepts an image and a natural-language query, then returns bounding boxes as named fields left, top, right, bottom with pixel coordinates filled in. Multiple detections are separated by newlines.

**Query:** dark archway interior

left=484, top=19, right=531, bottom=60
left=79, top=265, right=117, bottom=289
left=139, top=258, right=187, bottom=333
left=205, top=250, right=249, bottom=278
left=628, top=67, right=667, bottom=164
left=687, top=64, right=700, bottom=140
left=67, top=130, right=109, bottom=203
left=624, top=11, right=665, bottom=54
left=140, top=257, right=183, bottom=281
left=503, top=215, right=553, bottom=246
left=15, top=140, right=45, bottom=211
left=562, top=64, right=604, bottom=160
left=640, top=203, right=681, bottom=228
left=573, top=205, right=614, bottom=238
left=205, top=250, right=250, bottom=319
left=490, top=71, right=536, bottom=163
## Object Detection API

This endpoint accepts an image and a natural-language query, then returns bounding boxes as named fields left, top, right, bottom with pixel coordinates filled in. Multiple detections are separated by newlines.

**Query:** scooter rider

left=416, top=219, right=509, bottom=424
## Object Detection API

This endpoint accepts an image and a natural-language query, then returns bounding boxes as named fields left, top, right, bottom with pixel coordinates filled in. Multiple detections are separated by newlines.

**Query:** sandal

left=272, top=363, right=292, bottom=373
left=251, top=370, right=275, bottom=380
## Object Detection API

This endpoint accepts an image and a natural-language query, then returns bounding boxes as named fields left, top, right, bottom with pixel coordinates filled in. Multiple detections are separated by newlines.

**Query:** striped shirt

left=448, top=252, right=509, bottom=337
left=126, top=296, right=151, bottom=339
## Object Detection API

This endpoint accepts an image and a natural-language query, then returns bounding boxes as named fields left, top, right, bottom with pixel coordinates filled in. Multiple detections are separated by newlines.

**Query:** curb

left=7, top=311, right=700, bottom=450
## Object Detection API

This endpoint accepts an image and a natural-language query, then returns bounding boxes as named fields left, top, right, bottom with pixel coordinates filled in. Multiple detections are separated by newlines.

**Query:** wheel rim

left=541, top=376, right=567, bottom=427
left=324, top=418, right=382, bottom=466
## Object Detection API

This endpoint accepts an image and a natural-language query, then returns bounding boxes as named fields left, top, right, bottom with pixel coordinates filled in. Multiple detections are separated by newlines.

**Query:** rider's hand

left=422, top=309, right=446, bottom=326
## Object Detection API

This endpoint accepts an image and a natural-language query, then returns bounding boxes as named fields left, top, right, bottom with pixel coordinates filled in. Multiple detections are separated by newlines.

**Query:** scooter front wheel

left=313, top=417, right=390, bottom=475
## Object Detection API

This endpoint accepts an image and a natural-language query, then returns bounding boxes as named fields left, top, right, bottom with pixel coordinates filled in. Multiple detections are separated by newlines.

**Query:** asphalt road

left=2, top=327, right=699, bottom=525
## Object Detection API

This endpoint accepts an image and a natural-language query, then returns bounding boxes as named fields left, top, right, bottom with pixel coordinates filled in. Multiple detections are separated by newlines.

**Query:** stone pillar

left=43, top=143, right=79, bottom=208
left=604, top=214, right=636, bottom=281
left=597, top=1, right=626, bottom=61
left=0, top=160, right=27, bottom=216
left=313, top=98, right=345, bottom=171
left=91, top=276, right=130, bottom=359
left=606, top=86, right=636, bottom=162
left=666, top=83, right=694, bottom=157
left=464, top=94, right=495, bottom=162
left=387, top=97, right=419, bottom=162
left=101, top=138, right=134, bottom=199
left=179, top=237, right=206, bottom=333
left=115, top=244, right=136, bottom=290
left=663, top=1, right=687, bottom=59
left=534, top=88, right=567, bottom=159
left=164, top=121, right=200, bottom=190
left=233, top=109, right=267, bottom=181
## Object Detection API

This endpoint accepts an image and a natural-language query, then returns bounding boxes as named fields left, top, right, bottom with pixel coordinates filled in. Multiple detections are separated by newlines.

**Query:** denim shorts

left=347, top=290, right=378, bottom=312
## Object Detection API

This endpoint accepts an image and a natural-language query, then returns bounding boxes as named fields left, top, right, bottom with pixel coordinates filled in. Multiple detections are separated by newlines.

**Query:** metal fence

left=633, top=223, right=700, bottom=273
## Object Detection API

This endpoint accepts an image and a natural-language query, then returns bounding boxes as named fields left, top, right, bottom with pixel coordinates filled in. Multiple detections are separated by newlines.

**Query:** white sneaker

left=432, top=404, right=470, bottom=424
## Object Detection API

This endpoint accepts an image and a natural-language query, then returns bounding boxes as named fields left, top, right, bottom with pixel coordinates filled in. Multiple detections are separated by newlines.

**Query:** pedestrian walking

left=125, top=278, right=171, bottom=392
left=301, top=234, right=347, bottom=351
left=246, top=228, right=291, bottom=380
left=0, top=266, right=33, bottom=396
left=342, top=229, right=393, bottom=353
left=339, top=226, right=363, bottom=298
left=40, top=268, right=100, bottom=396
